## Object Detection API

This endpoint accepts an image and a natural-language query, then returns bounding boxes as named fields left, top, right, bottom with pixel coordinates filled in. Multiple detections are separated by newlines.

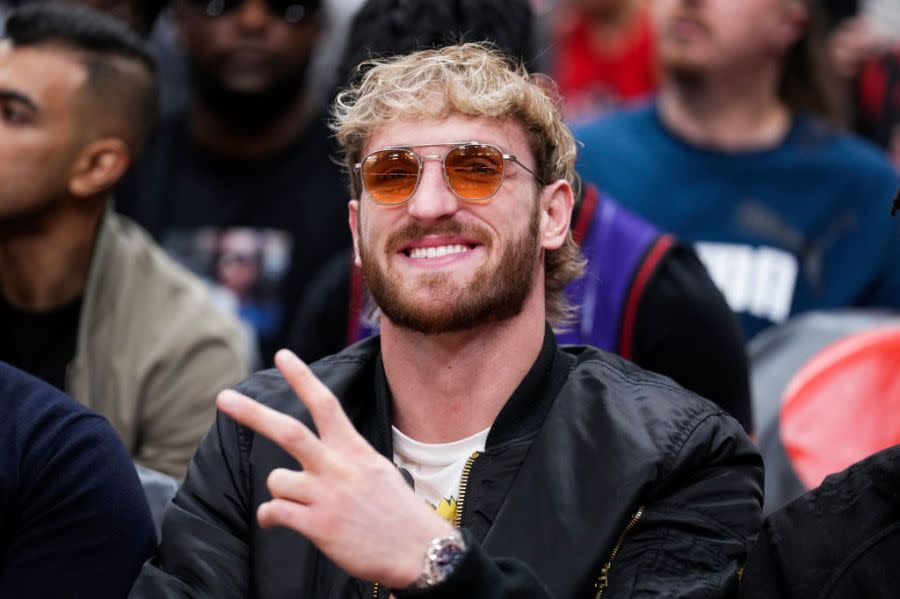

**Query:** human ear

left=67, top=138, right=130, bottom=199
left=539, top=180, right=574, bottom=251
left=775, top=0, right=809, bottom=51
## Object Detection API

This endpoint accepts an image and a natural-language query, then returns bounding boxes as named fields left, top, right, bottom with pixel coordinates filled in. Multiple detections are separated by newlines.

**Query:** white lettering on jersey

left=695, top=242, right=798, bottom=324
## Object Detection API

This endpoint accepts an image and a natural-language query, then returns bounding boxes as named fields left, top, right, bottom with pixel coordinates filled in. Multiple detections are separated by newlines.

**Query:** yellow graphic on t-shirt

left=427, top=496, right=458, bottom=523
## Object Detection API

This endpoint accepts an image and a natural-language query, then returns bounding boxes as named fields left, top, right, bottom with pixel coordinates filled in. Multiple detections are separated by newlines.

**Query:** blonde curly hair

left=331, top=42, right=585, bottom=327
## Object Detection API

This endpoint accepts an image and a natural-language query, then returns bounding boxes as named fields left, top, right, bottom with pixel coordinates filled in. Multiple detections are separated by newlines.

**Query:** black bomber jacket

left=131, top=331, right=763, bottom=598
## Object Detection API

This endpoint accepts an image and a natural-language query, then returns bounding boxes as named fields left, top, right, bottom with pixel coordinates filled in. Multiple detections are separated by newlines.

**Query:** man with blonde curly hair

left=132, top=43, right=763, bottom=598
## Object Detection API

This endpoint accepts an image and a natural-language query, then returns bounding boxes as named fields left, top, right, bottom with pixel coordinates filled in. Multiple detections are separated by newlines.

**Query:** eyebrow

left=0, top=89, right=39, bottom=115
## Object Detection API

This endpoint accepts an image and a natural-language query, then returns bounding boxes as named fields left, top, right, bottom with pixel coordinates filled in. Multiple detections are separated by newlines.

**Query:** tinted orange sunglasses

left=354, top=142, right=545, bottom=206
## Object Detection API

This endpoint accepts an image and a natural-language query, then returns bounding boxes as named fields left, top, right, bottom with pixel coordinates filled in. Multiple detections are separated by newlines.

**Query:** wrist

left=406, top=528, right=468, bottom=590
left=394, top=519, right=454, bottom=588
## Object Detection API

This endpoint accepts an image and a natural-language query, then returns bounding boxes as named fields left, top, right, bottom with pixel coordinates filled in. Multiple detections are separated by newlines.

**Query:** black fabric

left=288, top=245, right=753, bottom=432
left=371, top=325, right=568, bottom=454
left=0, top=362, right=155, bottom=597
left=633, top=242, right=752, bottom=432
left=287, top=250, right=356, bottom=361
left=821, top=0, right=859, bottom=29
left=115, top=112, right=351, bottom=364
left=740, top=444, right=900, bottom=598
left=482, top=325, right=573, bottom=447
left=0, top=294, right=81, bottom=391
left=131, top=335, right=763, bottom=598
left=371, top=326, right=572, bottom=552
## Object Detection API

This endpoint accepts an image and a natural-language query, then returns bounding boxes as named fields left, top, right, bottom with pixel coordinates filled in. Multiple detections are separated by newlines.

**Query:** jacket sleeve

left=601, top=412, right=764, bottom=598
left=395, top=529, right=553, bottom=599
left=2, top=414, right=156, bottom=599
left=401, top=411, right=762, bottom=599
left=633, top=243, right=753, bottom=433
left=135, top=328, right=250, bottom=479
left=129, top=410, right=252, bottom=598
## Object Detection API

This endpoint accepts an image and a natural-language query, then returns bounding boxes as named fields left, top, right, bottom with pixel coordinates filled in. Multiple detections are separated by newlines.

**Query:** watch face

left=423, top=531, right=468, bottom=586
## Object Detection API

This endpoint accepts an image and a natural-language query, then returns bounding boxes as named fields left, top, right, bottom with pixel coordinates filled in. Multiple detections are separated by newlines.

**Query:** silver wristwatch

left=411, top=529, right=468, bottom=589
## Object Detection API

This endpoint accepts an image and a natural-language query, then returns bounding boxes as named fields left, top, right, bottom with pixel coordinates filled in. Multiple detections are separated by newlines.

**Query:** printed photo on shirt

left=163, top=227, right=293, bottom=344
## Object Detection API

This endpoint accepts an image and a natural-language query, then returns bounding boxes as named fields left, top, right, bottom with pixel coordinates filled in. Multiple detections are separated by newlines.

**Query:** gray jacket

left=67, top=210, right=250, bottom=478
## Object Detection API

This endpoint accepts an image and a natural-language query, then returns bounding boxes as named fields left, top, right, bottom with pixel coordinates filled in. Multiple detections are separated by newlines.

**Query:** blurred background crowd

left=1, top=0, right=900, bottom=576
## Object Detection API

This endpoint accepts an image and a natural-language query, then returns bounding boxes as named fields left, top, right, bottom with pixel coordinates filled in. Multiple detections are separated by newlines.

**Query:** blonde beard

left=359, top=201, right=541, bottom=335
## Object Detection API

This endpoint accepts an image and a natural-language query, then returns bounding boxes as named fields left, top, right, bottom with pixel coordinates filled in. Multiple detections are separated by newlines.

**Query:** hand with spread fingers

left=216, top=349, right=454, bottom=589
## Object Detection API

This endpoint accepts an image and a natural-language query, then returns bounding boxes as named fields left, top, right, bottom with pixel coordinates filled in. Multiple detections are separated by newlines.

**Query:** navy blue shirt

left=0, top=362, right=155, bottom=597
left=574, top=105, right=900, bottom=339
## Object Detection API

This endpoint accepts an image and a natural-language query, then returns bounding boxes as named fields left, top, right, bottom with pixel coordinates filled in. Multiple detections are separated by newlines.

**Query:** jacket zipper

left=372, top=451, right=482, bottom=598
left=594, top=506, right=645, bottom=599
left=454, top=451, right=480, bottom=528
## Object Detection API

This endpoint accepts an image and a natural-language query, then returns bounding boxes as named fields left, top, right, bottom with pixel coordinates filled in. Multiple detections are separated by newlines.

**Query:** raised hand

left=216, top=349, right=453, bottom=588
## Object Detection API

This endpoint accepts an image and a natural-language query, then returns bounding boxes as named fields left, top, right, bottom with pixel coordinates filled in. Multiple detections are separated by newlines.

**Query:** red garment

left=858, top=51, right=900, bottom=169
left=553, top=6, right=658, bottom=121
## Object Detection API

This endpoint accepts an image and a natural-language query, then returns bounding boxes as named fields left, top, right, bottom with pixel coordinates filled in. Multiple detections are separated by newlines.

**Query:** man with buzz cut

left=0, top=4, right=250, bottom=478
left=132, top=43, right=763, bottom=598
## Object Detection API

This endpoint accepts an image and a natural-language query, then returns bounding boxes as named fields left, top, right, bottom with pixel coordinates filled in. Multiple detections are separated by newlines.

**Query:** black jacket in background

left=115, top=112, right=351, bottom=364
left=131, top=334, right=763, bottom=598
left=740, top=444, right=900, bottom=599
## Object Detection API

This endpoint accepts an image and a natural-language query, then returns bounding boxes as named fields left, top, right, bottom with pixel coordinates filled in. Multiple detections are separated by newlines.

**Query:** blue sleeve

left=0, top=411, right=156, bottom=598
left=864, top=215, right=900, bottom=308
left=853, top=151, right=900, bottom=309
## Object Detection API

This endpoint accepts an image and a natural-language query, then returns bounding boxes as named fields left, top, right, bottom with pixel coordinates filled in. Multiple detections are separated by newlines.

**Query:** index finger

left=216, top=389, right=332, bottom=472
left=274, top=349, right=357, bottom=442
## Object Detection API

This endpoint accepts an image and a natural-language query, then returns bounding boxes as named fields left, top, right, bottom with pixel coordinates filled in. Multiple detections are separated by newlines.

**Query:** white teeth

left=408, top=244, right=471, bottom=259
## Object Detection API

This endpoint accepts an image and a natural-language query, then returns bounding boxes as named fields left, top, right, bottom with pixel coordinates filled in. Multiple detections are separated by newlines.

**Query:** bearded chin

left=360, top=208, right=542, bottom=335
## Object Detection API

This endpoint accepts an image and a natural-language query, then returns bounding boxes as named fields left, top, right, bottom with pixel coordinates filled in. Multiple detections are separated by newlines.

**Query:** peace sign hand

left=216, top=349, right=453, bottom=589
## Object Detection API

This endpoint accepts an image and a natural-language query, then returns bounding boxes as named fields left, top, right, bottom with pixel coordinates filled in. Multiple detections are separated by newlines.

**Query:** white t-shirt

left=392, top=426, right=490, bottom=523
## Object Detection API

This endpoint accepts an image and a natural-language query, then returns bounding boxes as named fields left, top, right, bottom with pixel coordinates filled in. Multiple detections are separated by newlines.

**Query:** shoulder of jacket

left=234, top=338, right=382, bottom=413
left=103, top=213, right=246, bottom=337
left=563, top=346, right=731, bottom=457
left=567, top=345, right=707, bottom=398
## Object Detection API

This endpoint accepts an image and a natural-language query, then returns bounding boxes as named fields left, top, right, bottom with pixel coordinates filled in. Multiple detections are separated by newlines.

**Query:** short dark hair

left=4, top=3, right=158, bottom=152
left=338, top=0, right=536, bottom=90
left=127, top=0, right=168, bottom=38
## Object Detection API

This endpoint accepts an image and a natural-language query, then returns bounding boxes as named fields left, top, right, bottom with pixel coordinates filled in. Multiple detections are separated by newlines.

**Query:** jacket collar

left=368, top=324, right=574, bottom=455
left=67, top=204, right=116, bottom=398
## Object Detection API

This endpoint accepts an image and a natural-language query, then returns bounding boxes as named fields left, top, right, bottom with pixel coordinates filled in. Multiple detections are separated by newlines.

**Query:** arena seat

left=136, top=464, right=180, bottom=542
left=749, top=310, right=900, bottom=512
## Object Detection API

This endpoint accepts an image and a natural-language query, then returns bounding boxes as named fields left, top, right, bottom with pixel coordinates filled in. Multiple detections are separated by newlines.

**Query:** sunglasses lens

left=361, top=150, right=420, bottom=205
left=192, top=0, right=317, bottom=21
left=190, top=0, right=232, bottom=16
left=189, top=0, right=240, bottom=16
left=268, top=0, right=317, bottom=22
left=445, top=145, right=504, bottom=200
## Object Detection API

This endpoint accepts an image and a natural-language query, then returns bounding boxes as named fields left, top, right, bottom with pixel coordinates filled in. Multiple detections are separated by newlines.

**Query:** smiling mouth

left=403, top=244, right=477, bottom=259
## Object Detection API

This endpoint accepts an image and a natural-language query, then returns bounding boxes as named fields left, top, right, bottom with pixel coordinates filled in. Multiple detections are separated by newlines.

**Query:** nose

left=234, top=0, right=271, bottom=33
left=405, top=156, right=461, bottom=223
